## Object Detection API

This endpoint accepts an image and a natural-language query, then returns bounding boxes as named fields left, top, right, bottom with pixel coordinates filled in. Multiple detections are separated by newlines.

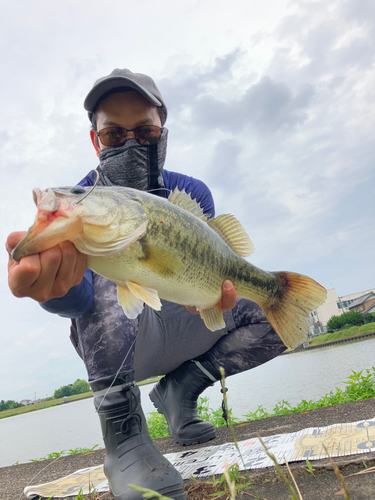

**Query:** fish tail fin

left=263, top=272, right=327, bottom=350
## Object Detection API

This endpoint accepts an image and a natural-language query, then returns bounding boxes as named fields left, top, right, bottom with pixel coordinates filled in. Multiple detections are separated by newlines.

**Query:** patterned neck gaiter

left=97, top=128, right=168, bottom=196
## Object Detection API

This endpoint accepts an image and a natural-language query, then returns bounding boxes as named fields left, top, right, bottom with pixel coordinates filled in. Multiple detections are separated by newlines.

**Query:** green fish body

left=13, top=185, right=327, bottom=349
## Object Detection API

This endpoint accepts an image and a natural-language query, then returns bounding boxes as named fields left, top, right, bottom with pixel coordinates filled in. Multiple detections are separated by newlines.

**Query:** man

left=7, top=69, right=286, bottom=500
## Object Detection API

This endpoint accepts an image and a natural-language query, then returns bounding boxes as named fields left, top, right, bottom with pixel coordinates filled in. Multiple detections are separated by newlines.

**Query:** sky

left=0, top=0, right=374, bottom=402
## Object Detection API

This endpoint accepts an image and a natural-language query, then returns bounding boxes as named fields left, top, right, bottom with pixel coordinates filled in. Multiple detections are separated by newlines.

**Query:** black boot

left=149, top=358, right=220, bottom=446
left=91, top=370, right=186, bottom=500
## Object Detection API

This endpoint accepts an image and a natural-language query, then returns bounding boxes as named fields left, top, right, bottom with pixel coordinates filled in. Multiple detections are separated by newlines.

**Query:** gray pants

left=71, top=274, right=285, bottom=382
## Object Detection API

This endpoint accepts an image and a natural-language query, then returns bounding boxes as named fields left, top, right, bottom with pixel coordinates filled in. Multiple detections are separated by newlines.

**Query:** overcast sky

left=1, top=0, right=374, bottom=402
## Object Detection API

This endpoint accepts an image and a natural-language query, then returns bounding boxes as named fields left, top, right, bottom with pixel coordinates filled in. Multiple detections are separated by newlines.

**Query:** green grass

left=243, top=367, right=375, bottom=420
left=147, top=396, right=239, bottom=439
left=146, top=367, right=375, bottom=439
left=29, top=445, right=101, bottom=462
left=308, top=322, right=375, bottom=346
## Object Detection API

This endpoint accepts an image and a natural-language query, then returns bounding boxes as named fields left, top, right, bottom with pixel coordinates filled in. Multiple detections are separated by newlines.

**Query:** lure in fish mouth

left=13, top=184, right=327, bottom=349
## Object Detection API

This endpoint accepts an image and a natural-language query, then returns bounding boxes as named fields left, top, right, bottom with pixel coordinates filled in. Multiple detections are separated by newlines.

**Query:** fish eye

left=70, top=186, right=86, bottom=194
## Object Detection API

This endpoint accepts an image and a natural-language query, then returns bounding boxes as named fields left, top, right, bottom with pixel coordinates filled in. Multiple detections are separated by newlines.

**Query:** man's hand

left=184, top=279, right=237, bottom=314
left=6, top=231, right=87, bottom=303
left=218, top=279, right=237, bottom=312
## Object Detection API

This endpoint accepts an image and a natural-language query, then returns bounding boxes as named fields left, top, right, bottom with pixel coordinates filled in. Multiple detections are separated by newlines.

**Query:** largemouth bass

left=12, top=184, right=326, bottom=349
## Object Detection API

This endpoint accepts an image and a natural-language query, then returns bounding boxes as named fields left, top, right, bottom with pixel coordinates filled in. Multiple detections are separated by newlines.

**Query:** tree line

left=327, top=311, right=375, bottom=332
left=0, top=379, right=90, bottom=412
left=53, top=378, right=90, bottom=399
left=0, top=399, right=24, bottom=412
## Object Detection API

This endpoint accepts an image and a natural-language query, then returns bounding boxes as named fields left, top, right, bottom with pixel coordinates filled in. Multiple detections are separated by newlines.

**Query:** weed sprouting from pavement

left=323, top=445, right=351, bottom=500
left=29, top=445, right=100, bottom=462
left=258, top=436, right=300, bottom=500
left=305, top=459, right=315, bottom=475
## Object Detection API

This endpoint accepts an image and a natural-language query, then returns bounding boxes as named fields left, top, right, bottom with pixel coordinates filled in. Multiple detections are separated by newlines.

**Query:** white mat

left=24, top=416, right=375, bottom=498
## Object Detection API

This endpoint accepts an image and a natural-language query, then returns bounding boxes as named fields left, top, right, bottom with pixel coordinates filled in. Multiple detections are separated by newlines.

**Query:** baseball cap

left=84, top=68, right=167, bottom=125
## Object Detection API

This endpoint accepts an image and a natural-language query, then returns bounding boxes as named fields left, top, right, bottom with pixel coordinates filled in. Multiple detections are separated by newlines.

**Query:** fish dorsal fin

left=168, top=187, right=208, bottom=221
left=208, top=214, right=254, bottom=257
left=167, top=187, right=253, bottom=257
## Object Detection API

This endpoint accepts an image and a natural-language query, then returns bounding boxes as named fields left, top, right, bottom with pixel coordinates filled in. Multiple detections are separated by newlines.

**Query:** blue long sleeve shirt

left=40, top=170, right=215, bottom=318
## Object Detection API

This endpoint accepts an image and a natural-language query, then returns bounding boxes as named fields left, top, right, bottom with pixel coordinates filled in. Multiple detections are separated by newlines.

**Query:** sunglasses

left=97, top=125, right=163, bottom=147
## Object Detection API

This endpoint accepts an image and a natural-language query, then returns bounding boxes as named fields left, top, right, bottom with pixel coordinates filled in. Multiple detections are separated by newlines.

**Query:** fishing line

left=19, top=336, right=138, bottom=496
left=17, top=455, right=70, bottom=500
left=147, top=187, right=171, bottom=195
left=94, top=336, right=138, bottom=414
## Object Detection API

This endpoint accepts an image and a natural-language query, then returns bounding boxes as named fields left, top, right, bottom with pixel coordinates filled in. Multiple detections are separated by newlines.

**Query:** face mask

left=97, top=128, right=168, bottom=195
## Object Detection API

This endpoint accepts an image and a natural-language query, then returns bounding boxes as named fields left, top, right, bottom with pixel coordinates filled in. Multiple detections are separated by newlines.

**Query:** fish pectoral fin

left=208, top=214, right=254, bottom=257
left=117, top=281, right=162, bottom=318
left=126, top=281, right=162, bottom=311
left=117, top=283, right=145, bottom=319
left=199, top=304, right=226, bottom=332
left=140, top=244, right=184, bottom=277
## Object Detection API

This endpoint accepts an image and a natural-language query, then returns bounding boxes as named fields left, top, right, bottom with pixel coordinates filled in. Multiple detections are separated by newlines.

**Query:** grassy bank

left=307, top=322, right=375, bottom=346
left=0, top=376, right=161, bottom=420
left=0, top=392, right=94, bottom=420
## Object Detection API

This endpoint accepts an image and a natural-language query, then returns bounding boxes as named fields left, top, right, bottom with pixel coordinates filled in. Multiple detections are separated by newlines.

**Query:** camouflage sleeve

left=39, top=269, right=94, bottom=318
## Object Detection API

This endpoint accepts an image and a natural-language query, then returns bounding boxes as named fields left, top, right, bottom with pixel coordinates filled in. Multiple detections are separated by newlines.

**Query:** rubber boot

left=149, top=358, right=221, bottom=446
left=91, top=370, right=186, bottom=500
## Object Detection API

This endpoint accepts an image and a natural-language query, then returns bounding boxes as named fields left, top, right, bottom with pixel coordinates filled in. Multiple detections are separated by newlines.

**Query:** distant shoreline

left=0, top=377, right=161, bottom=420
left=284, top=330, right=375, bottom=354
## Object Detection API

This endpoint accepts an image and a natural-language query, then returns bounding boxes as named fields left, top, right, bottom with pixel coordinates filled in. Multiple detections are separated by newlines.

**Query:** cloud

left=159, top=50, right=243, bottom=115
left=1, top=0, right=374, bottom=405
left=161, top=51, right=315, bottom=135
left=206, top=139, right=242, bottom=187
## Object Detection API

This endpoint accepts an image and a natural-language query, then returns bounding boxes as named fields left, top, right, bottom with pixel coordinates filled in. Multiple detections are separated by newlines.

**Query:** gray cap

left=84, top=68, right=167, bottom=125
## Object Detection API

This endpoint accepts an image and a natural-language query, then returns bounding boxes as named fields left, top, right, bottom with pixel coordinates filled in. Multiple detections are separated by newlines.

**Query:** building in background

left=309, top=288, right=375, bottom=336
left=19, top=399, right=32, bottom=406
left=348, top=292, right=375, bottom=314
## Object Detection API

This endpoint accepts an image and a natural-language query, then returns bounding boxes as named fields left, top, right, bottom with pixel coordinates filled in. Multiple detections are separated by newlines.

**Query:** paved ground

left=1, top=398, right=375, bottom=500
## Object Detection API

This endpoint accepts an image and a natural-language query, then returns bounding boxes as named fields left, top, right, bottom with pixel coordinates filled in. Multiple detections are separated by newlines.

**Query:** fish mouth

left=12, top=189, right=82, bottom=262
left=12, top=215, right=83, bottom=262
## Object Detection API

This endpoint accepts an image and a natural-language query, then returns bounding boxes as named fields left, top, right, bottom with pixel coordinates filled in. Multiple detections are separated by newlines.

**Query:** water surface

left=1, top=339, right=374, bottom=468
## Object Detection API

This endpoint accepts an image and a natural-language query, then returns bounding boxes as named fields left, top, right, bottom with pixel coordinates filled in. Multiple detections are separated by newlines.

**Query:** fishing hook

left=73, top=169, right=100, bottom=205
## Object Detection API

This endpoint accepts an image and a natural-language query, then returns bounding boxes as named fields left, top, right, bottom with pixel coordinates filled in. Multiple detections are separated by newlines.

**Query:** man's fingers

left=53, top=242, right=87, bottom=294
left=6, top=232, right=27, bottom=274
left=183, top=305, right=199, bottom=314
left=184, top=280, right=237, bottom=315
left=220, top=280, right=237, bottom=312
left=28, top=246, right=64, bottom=302
left=6, top=229, right=88, bottom=302
left=6, top=231, right=27, bottom=254
left=8, top=254, right=43, bottom=297
left=73, top=249, right=88, bottom=286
